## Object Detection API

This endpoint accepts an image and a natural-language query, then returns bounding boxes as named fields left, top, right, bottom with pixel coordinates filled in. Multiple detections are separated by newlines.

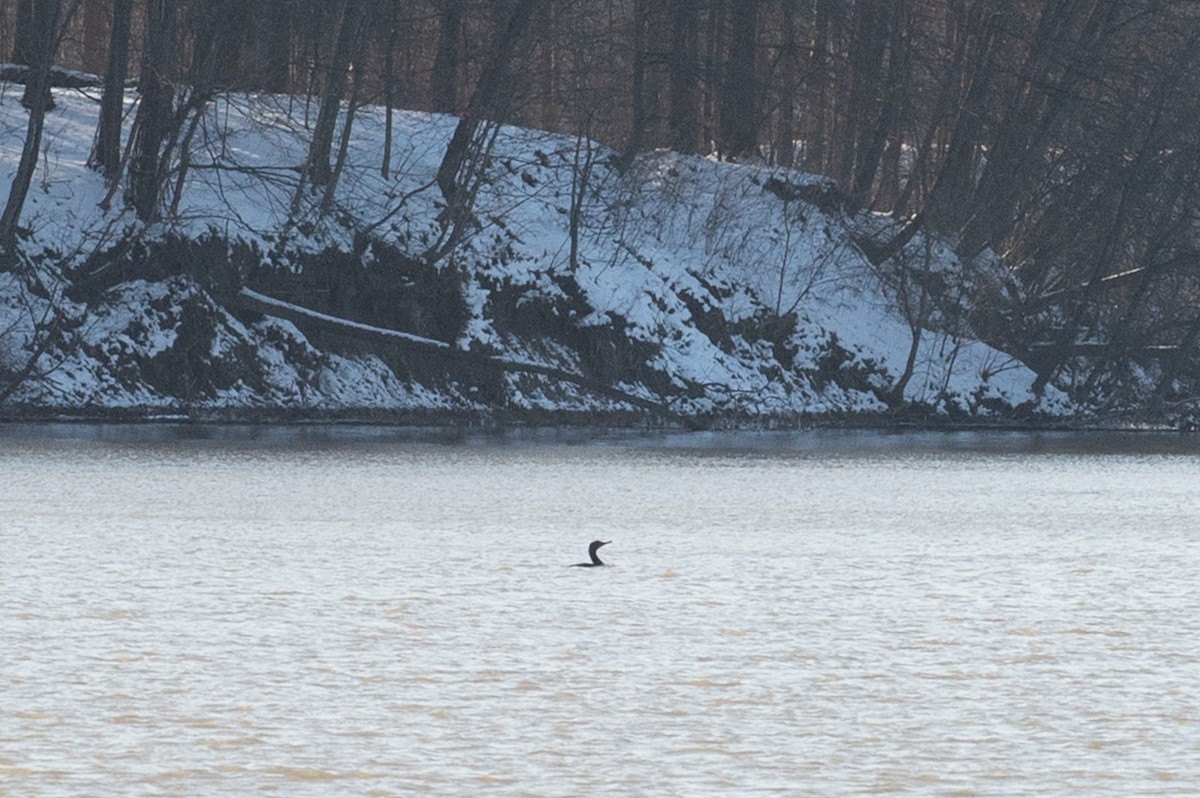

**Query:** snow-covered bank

left=1, top=85, right=1075, bottom=426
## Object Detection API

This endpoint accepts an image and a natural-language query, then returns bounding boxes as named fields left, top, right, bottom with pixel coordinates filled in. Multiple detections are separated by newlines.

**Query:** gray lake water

left=2, top=424, right=1199, bottom=796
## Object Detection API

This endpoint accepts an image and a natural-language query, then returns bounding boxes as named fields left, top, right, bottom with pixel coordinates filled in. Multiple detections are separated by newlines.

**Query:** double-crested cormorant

left=572, top=539, right=611, bottom=567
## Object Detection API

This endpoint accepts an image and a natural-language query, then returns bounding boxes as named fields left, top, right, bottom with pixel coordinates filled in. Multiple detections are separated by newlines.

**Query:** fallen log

left=236, top=288, right=700, bottom=428
left=0, top=64, right=105, bottom=89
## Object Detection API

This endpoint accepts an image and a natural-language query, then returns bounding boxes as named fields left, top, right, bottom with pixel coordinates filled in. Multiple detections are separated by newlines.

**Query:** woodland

left=2, top=0, right=1200, bottom=424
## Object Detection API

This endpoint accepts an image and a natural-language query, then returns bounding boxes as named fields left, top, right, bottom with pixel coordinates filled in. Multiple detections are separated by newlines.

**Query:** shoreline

left=0, top=403, right=1175, bottom=433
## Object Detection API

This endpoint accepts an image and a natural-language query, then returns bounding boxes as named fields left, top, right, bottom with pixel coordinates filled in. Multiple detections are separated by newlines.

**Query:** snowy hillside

left=0, top=84, right=1069, bottom=425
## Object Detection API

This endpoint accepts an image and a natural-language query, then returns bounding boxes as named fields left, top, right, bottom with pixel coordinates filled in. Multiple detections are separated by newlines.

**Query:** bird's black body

left=573, top=539, right=611, bottom=567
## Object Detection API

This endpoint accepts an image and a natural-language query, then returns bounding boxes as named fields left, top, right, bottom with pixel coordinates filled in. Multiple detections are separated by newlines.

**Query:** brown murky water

left=2, top=426, right=1199, bottom=796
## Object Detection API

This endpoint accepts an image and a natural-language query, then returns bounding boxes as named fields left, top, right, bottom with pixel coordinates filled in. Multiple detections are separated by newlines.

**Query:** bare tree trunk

left=16, top=0, right=58, bottom=110
left=569, top=121, right=597, bottom=271
left=718, top=0, right=758, bottom=159
left=893, top=0, right=974, bottom=218
left=668, top=0, right=699, bottom=153
left=302, top=0, right=326, bottom=120
left=803, top=0, right=832, bottom=174
left=81, top=0, right=109, bottom=74
left=537, top=1, right=559, bottom=132
left=1, top=0, right=61, bottom=261
left=127, top=0, right=177, bottom=223
left=921, top=3, right=1001, bottom=231
left=381, top=0, right=398, bottom=179
left=955, top=0, right=1069, bottom=255
left=10, top=0, right=33, bottom=64
left=89, top=0, right=134, bottom=183
left=262, top=0, right=292, bottom=93
left=849, top=0, right=906, bottom=210
left=876, top=132, right=902, bottom=211
left=704, top=3, right=726, bottom=152
left=435, top=0, right=546, bottom=209
left=163, top=0, right=248, bottom=217
left=322, top=49, right=365, bottom=214
left=207, top=0, right=249, bottom=88
left=774, top=0, right=799, bottom=168
left=304, top=0, right=368, bottom=190
left=889, top=244, right=933, bottom=404
left=431, top=0, right=463, bottom=113
left=616, top=0, right=648, bottom=170
left=959, top=0, right=1122, bottom=257
left=837, top=0, right=890, bottom=190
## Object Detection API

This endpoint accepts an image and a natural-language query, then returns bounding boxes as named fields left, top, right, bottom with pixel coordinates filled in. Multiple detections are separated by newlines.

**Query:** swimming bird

left=572, top=540, right=611, bottom=567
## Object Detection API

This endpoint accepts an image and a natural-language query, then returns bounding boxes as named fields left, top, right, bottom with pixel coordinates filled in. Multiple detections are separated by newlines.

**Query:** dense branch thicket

left=2, top=0, right=1200, bottom=387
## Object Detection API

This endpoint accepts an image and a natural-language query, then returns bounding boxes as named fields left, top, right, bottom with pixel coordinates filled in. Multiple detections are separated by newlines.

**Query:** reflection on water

left=2, top=424, right=1199, bottom=796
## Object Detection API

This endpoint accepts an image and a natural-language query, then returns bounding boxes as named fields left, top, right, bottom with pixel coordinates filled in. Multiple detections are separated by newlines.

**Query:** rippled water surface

left=2, top=425, right=1199, bottom=796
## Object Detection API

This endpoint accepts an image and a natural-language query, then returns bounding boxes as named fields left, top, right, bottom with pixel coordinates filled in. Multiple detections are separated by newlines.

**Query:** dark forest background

left=4, top=0, right=1200, bottom=401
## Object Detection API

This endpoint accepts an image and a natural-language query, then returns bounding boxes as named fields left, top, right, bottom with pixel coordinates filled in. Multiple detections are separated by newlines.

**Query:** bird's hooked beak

left=598, top=540, right=611, bottom=548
